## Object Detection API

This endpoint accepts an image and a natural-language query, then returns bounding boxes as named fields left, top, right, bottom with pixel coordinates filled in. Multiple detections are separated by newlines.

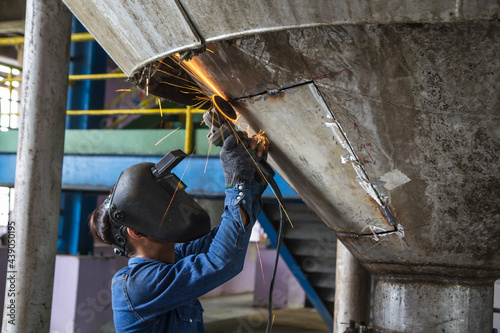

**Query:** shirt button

left=238, top=185, right=244, bottom=190
left=190, top=319, right=193, bottom=323
left=242, top=200, right=246, bottom=204
left=238, top=191, right=243, bottom=196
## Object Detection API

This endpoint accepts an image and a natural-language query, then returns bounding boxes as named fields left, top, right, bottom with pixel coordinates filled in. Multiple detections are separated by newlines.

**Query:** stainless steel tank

left=62, top=1, right=500, bottom=331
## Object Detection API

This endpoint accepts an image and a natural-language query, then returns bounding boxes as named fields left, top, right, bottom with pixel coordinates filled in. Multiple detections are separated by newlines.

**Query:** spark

left=204, top=141, right=212, bottom=173
left=157, top=98, right=163, bottom=117
left=226, top=121, right=294, bottom=228
left=172, top=54, right=225, bottom=98
left=115, top=89, right=131, bottom=92
left=158, top=59, right=174, bottom=70
left=156, top=68, right=200, bottom=86
left=191, top=98, right=210, bottom=110
left=159, top=81, right=205, bottom=92
left=155, top=127, right=180, bottom=146
left=256, top=243, right=265, bottom=284
left=255, top=129, right=270, bottom=148
left=204, top=120, right=214, bottom=173
left=153, top=56, right=294, bottom=227
left=157, top=148, right=196, bottom=233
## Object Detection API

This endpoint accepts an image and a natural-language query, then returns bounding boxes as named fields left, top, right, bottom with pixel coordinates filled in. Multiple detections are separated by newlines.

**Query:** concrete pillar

left=334, top=241, right=371, bottom=333
left=2, top=0, right=72, bottom=331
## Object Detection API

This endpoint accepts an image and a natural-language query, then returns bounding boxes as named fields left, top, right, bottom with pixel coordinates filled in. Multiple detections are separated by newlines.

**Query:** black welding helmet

left=105, top=150, right=211, bottom=256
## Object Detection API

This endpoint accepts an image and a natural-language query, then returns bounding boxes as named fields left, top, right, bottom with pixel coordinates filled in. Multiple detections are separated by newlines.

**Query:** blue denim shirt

left=111, top=181, right=266, bottom=332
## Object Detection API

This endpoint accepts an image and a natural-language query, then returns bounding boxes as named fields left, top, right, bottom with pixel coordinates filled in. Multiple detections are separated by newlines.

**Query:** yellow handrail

left=1, top=108, right=205, bottom=116
left=0, top=34, right=209, bottom=153
left=2, top=107, right=206, bottom=153
left=66, top=108, right=205, bottom=115
left=1, top=72, right=128, bottom=83
left=0, top=32, right=94, bottom=46
left=185, top=106, right=194, bottom=153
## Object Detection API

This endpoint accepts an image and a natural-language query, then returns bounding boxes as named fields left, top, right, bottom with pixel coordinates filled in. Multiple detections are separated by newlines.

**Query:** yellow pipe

left=1, top=73, right=127, bottom=83
left=0, top=77, right=21, bottom=82
left=67, top=108, right=205, bottom=115
left=68, top=73, right=127, bottom=81
left=185, top=106, right=194, bottom=153
left=105, top=88, right=135, bottom=108
left=70, top=32, right=95, bottom=42
left=7, top=72, right=13, bottom=116
left=0, top=32, right=94, bottom=46
left=4, top=108, right=205, bottom=116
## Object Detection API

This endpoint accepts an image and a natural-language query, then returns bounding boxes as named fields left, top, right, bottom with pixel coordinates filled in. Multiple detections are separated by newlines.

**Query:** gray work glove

left=220, top=132, right=258, bottom=187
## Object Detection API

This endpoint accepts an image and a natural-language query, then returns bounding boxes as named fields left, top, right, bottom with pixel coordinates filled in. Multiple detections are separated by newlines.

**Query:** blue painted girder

left=0, top=153, right=297, bottom=198
left=257, top=211, right=334, bottom=332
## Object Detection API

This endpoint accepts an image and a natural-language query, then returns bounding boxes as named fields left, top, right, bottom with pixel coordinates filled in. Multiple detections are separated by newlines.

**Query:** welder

left=88, top=131, right=269, bottom=332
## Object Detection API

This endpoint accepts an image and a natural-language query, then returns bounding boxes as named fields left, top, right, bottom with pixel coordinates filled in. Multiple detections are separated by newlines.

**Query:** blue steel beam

left=59, top=17, right=107, bottom=254
left=0, top=153, right=298, bottom=199
left=257, top=211, right=334, bottom=332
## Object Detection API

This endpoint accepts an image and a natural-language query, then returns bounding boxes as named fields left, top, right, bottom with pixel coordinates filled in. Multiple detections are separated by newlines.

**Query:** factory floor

left=201, top=293, right=330, bottom=333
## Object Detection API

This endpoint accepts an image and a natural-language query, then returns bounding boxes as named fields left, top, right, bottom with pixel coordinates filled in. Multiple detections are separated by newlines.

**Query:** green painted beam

left=0, top=129, right=221, bottom=155
left=0, top=131, right=18, bottom=152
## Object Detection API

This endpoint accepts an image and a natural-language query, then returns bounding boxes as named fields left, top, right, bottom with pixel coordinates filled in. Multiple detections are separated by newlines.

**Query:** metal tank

left=62, top=1, right=500, bottom=331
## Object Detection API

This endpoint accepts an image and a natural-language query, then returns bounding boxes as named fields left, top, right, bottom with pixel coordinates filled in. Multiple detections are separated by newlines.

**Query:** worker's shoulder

left=111, top=265, right=130, bottom=287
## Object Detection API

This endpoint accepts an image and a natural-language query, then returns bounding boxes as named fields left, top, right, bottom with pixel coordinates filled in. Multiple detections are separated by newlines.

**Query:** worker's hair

left=88, top=200, right=114, bottom=246
left=88, top=193, right=134, bottom=255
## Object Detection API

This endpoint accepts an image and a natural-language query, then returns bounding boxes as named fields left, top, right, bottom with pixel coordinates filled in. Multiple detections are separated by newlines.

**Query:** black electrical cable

left=265, top=177, right=287, bottom=333
left=205, top=104, right=287, bottom=331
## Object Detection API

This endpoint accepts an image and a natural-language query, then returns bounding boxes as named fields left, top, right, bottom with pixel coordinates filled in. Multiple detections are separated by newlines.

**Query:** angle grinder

left=203, top=95, right=275, bottom=180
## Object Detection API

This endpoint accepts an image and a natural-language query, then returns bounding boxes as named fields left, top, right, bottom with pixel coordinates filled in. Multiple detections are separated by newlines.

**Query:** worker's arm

left=122, top=182, right=261, bottom=320
left=120, top=134, right=268, bottom=320
left=174, top=132, right=266, bottom=260
left=174, top=180, right=262, bottom=260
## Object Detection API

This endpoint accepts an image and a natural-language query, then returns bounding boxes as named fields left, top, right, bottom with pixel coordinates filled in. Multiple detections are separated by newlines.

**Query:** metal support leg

left=1, top=0, right=72, bottom=331
left=334, top=241, right=371, bottom=333
left=373, top=275, right=494, bottom=333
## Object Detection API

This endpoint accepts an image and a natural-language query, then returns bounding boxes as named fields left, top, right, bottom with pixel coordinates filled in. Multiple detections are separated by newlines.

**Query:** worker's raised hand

left=220, top=132, right=255, bottom=187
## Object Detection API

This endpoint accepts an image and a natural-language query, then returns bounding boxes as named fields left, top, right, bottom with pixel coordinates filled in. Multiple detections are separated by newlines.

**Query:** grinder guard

left=107, top=152, right=211, bottom=255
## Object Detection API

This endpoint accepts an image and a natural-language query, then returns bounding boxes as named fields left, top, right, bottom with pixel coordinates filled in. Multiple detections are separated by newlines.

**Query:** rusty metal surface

left=62, top=0, right=499, bottom=76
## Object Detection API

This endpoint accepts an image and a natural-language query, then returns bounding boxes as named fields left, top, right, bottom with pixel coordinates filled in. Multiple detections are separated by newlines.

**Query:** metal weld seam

left=313, top=83, right=394, bottom=223
left=235, top=80, right=314, bottom=100
left=455, top=0, right=464, bottom=19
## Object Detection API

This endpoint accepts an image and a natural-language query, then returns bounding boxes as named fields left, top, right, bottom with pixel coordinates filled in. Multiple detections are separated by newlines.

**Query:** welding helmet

left=105, top=150, right=211, bottom=256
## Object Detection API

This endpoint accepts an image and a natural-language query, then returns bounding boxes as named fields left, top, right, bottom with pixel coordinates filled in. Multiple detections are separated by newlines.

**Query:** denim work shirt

left=111, top=181, right=266, bottom=332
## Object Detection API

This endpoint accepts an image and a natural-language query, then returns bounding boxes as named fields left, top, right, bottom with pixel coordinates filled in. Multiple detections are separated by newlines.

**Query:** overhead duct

left=62, top=0, right=500, bottom=331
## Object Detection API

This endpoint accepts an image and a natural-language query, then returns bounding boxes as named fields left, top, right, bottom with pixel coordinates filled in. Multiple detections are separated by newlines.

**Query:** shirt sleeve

left=174, top=226, right=219, bottom=260
left=126, top=182, right=265, bottom=321
left=174, top=179, right=266, bottom=260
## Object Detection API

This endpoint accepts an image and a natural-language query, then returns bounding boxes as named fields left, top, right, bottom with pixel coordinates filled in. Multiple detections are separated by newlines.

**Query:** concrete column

left=2, top=0, right=72, bottom=331
left=373, top=275, right=494, bottom=333
left=334, top=241, right=371, bottom=333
